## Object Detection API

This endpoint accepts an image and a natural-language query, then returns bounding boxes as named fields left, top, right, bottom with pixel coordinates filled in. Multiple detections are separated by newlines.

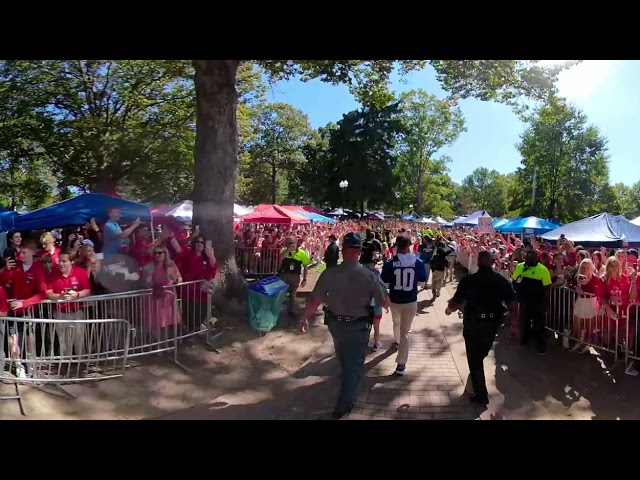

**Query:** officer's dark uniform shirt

left=430, top=247, right=452, bottom=271
left=450, top=268, right=516, bottom=323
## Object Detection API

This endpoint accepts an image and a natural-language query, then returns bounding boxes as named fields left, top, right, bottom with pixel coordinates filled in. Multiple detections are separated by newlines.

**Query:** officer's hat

left=342, top=232, right=363, bottom=248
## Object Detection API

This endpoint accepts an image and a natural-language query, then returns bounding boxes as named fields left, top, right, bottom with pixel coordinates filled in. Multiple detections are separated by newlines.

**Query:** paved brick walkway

left=342, top=287, right=480, bottom=420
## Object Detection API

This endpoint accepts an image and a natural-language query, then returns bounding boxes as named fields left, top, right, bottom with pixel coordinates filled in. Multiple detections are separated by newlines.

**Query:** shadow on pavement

left=491, top=326, right=640, bottom=420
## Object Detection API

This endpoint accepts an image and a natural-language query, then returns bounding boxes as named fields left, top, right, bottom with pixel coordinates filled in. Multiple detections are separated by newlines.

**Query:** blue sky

left=266, top=61, right=640, bottom=186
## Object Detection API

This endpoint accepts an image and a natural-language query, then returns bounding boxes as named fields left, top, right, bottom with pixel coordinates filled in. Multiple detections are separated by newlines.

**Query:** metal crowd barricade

left=34, top=280, right=216, bottom=364
left=626, top=303, right=640, bottom=370
left=545, top=286, right=620, bottom=361
left=1, top=316, right=132, bottom=414
left=236, top=246, right=280, bottom=276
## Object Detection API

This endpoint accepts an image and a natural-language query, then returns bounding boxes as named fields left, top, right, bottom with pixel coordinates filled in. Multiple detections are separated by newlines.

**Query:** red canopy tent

left=241, top=205, right=309, bottom=225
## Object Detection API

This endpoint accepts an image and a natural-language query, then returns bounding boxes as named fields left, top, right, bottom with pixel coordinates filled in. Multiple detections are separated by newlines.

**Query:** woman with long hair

left=178, top=236, right=217, bottom=333
left=600, top=256, right=637, bottom=367
left=591, top=251, right=606, bottom=276
left=615, top=249, right=631, bottom=277
left=141, top=245, right=182, bottom=344
left=570, top=259, right=604, bottom=352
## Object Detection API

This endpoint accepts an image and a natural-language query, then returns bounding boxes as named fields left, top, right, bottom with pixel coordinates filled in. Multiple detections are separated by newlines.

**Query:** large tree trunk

left=193, top=60, right=246, bottom=304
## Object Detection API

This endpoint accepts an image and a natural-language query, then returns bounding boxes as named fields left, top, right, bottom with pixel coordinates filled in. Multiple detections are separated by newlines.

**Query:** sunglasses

left=195, top=240, right=205, bottom=244
left=154, top=251, right=165, bottom=255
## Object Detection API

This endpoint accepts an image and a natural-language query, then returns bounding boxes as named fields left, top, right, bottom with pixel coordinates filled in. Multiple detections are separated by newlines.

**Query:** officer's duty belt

left=327, top=311, right=370, bottom=323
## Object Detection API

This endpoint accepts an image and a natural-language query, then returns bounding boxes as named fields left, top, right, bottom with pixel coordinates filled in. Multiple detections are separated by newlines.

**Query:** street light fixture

left=339, top=180, right=348, bottom=212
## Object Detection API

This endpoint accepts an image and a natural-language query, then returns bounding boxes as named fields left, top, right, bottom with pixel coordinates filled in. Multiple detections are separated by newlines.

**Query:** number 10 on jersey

left=393, top=268, right=415, bottom=291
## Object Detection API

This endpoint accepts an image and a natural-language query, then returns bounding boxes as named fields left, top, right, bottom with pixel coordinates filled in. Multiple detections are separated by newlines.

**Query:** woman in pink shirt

left=141, top=245, right=182, bottom=343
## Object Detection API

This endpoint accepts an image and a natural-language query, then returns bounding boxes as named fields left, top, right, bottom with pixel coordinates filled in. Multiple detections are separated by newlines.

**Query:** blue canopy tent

left=285, top=207, right=335, bottom=224
left=13, top=193, right=152, bottom=231
left=492, top=218, right=512, bottom=229
left=541, top=213, right=640, bottom=248
left=497, top=216, right=559, bottom=235
left=454, top=210, right=492, bottom=227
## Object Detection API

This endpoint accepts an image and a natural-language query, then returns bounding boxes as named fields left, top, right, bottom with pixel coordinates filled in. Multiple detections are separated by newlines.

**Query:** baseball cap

left=81, top=239, right=95, bottom=247
left=342, top=232, right=363, bottom=248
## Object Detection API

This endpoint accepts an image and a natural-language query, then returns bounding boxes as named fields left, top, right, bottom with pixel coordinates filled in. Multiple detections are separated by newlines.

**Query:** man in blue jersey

left=381, top=235, right=428, bottom=375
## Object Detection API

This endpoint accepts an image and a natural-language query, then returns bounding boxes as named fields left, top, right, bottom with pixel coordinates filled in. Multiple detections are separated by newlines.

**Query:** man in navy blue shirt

left=380, top=235, right=428, bottom=375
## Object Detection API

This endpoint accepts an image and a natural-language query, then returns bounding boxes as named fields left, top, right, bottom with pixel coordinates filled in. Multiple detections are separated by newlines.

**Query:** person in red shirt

left=129, top=225, right=155, bottom=267
left=178, top=236, right=217, bottom=333
left=600, top=256, right=637, bottom=363
left=37, top=232, right=62, bottom=267
left=45, top=252, right=92, bottom=359
left=0, top=283, right=12, bottom=376
left=0, top=240, right=47, bottom=378
left=570, top=258, right=604, bottom=352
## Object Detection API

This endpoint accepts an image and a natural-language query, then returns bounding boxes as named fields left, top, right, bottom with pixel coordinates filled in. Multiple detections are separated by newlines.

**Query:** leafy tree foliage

left=240, top=102, right=313, bottom=205
left=515, top=96, right=611, bottom=222
left=394, top=89, right=465, bottom=213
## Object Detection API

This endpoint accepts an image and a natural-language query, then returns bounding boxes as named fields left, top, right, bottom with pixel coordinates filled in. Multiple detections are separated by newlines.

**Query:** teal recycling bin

left=248, top=276, right=289, bottom=333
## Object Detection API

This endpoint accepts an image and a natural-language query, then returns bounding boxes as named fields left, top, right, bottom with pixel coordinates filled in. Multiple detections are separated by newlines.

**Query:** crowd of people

left=0, top=206, right=218, bottom=379
left=239, top=217, right=640, bottom=371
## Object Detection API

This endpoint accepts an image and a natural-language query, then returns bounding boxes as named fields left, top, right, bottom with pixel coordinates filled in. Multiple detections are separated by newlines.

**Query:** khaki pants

left=390, top=302, right=418, bottom=365
left=432, top=270, right=445, bottom=296
left=447, top=256, right=457, bottom=281
left=54, top=311, right=86, bottom=359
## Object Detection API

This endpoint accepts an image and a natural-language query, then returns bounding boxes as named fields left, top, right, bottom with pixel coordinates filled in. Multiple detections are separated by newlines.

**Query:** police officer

left=445, top=250, right=518, bottom=406
left=298, top=232, right=390, bottom=419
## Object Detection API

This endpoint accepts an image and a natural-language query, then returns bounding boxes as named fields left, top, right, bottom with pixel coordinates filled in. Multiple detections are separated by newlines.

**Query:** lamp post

left=339, top=180, right=348, bottom=211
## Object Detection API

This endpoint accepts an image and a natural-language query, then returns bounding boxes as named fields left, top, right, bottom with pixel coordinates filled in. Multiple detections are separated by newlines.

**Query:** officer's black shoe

left=469, top=394, right=489, bottom=406
left=331, top=405, right=354, bottom=420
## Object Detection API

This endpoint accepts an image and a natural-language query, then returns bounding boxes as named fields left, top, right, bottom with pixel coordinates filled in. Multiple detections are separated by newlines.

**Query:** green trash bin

left=248, top=276, right=289, bottom=333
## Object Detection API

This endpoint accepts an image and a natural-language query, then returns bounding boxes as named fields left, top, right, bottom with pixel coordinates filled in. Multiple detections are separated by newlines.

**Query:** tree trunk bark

left=193, top=60, right=246, bottom=303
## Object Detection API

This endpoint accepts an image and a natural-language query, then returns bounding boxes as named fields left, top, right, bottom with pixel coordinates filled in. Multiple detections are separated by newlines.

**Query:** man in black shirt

left=359, top=230, right=382, bottom=267
left=446, top=250, right=518, bottom=406
left=324, top=234, right=340, bottom=269
left=430, top=241, right=451, bottom=298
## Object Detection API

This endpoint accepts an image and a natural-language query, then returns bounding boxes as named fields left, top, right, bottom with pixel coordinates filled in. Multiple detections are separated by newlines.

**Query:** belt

left=478, top=313, right=495, bottom=319
left=327, top=311, right=371, bottom=323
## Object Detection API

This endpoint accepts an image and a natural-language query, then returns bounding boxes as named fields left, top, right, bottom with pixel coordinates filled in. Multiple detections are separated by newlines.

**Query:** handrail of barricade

left=0, top=317, right=132, bottom=386
left=546, top=286, right=621, bottom=361
left=31, top=279, right=215, bottom=363
left=235, top=246, right=280, bottom=276
left=626, top=302, right=640, bottom=370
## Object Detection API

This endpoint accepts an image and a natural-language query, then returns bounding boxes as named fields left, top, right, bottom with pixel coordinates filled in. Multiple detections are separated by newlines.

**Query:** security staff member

left=298, top=232, right=390, bottom=419
left=278, top=236, right=311, bottom=317
left=512, top=248, right=552, bottom=354
left=446, top=250, right=518, bottom=406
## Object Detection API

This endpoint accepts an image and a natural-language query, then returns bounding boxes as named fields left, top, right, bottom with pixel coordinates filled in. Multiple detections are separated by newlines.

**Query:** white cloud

left=539, top=60, right=615, bottom=102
